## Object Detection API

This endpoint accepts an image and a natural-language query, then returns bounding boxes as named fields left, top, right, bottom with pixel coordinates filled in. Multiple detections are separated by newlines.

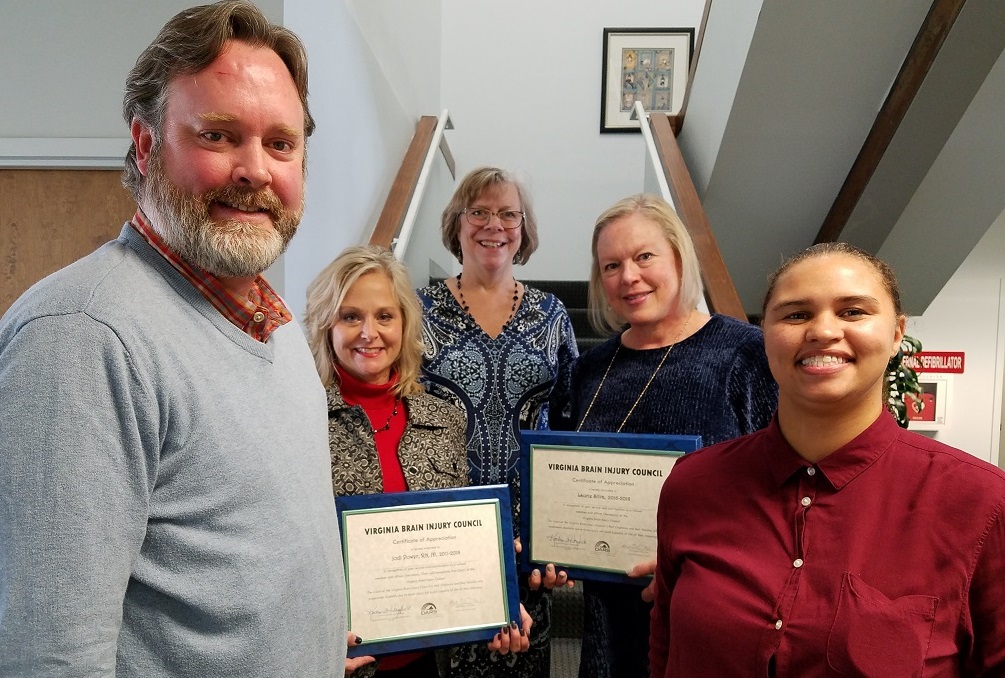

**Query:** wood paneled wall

left=0, top=169, right=135, bottom=315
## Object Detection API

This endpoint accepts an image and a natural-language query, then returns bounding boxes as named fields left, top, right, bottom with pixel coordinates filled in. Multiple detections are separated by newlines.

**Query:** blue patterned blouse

left=418, top=281, right=578, bottom=526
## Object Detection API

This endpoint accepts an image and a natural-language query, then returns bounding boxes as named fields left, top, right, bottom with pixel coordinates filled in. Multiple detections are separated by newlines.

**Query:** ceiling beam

left=814, top=0, right=968, bottom=244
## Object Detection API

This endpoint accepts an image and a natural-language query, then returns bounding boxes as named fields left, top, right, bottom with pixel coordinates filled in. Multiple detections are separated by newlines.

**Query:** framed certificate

left=335, top=485, right=521, bottom=657
left=518, top=430, right=701, bottom=584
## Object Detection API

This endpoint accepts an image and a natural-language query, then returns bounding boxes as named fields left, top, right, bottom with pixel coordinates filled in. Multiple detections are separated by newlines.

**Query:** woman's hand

left=628, top=559, right=657, bottom=603
left=344, top=632, right=375, bottom=675
left=515, top=538, right=574, bottom=590
left=486, top=603, right=532, bottom=654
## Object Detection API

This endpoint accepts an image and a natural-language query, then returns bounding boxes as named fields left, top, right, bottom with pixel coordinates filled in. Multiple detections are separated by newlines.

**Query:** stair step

left=523, top=279, right=589, bottom=310
left=576, top=336, right=608, bottom=354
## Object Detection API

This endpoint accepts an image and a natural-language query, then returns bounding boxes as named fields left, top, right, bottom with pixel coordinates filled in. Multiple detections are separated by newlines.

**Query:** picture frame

left=600, top=27, right=695, bottom=134
left=518, top=429, right=701, bottom=585
left=335, top=485, right=520, bottom=657
left=906, top=374, right=951, bottom=431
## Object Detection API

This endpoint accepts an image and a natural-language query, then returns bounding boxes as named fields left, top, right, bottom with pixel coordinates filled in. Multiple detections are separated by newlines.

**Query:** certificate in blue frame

left=518, top=430, right=701, bottom=585
left=335, top=485, right=520, bottom=658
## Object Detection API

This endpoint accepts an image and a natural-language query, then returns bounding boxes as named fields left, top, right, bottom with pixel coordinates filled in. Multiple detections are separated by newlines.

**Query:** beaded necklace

left=455, top=273, right=520, bottom=329
left=370, top=397, right=400, bottom=435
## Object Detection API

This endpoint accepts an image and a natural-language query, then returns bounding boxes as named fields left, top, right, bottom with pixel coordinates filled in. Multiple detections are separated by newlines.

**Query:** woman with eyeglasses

left=303, top=246, right=531, bottom=677
left=418, top=167, right=578, bottom=678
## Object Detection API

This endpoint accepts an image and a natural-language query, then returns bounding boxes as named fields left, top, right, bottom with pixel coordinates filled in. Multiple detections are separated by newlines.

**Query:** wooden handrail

left=649, top=112, right=747, bottom=321
left=368, top=116, right=441, bottom=249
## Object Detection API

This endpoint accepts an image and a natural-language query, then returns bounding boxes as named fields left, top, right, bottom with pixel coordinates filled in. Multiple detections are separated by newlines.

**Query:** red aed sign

left=902, top=351, right=965, bottom=374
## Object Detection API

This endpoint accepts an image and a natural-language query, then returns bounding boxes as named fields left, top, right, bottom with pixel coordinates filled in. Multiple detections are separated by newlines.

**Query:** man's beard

left=142, top=152, right=303, bottom=278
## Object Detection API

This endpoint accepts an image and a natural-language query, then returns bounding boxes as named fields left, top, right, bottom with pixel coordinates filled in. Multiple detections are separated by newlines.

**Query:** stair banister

left=646, top=111, right=747, bottom=322
left=634, top=101, right=675, bottom=210
left=368, top=110, right=454, bottom=252
left=392, top=110, right=453, bottom=258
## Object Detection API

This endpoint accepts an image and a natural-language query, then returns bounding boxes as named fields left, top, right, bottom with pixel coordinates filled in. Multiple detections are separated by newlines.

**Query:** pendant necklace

left=577, top=311, right=694, bottom=432
left=455, top=273, right=520, bottom=329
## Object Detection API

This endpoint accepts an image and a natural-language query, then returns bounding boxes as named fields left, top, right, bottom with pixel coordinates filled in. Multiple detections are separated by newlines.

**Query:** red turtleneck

left=335, top=365, right=408, bottom=493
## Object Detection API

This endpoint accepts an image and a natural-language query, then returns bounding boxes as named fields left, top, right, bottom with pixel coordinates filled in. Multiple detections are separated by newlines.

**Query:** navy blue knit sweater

left=570, top=314, right=777, bottom=444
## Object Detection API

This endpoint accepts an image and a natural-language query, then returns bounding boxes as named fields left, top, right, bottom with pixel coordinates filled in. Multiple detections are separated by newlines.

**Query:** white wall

left=0, top=0, right=253, bottom=138
left=440, top=0, right=705, bottom=281
left=677, top=0, right=763, bottom=195
left=0, top=0, right=282, bottom=165
left=282, top=0, right=440, bottom=317
left=906, top=209, right=1005, bottom=465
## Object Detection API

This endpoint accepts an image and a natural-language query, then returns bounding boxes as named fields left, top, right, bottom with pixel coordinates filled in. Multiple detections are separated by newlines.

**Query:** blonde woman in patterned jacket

left=304, top=245, right=531, bottom=677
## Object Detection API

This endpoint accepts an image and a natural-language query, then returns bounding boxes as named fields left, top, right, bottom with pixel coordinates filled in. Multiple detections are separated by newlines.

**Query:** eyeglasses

left=462, top=207, right=525, bottom=229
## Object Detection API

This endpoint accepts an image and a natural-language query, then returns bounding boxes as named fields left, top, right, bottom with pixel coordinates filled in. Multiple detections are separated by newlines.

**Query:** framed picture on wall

left=906, top=374, right=951, bottom=431
left=600, top=27, right=695, bottom=134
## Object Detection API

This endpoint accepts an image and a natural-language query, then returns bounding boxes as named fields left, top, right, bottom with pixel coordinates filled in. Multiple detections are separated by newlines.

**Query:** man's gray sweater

left=0, top=225, right=347, bottom=676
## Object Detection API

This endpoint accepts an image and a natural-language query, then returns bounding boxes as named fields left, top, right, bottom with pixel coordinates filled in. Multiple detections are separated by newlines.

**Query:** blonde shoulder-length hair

left=588, top=194, right=704, bottom=336
left=303, top=245, right=425, bottom=397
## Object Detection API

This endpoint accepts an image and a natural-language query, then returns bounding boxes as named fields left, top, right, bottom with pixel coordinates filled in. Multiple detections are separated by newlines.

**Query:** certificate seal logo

left=594, top=541, right=610, bottom=552
left=421, top=603, right=438, bottom=616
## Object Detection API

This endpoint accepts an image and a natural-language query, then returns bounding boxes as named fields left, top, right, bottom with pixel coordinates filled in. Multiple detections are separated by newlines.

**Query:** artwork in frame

left=600, top=27, right=695, bottom=134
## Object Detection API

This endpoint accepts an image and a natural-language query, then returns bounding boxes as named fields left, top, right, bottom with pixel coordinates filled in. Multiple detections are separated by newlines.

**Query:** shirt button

left=793, top=558, right=804, bottom=568
left=801, top=496, right=812, bottom=507
left=253, top=311, right=266, bottom=323
left=806, top=467, right=816, bottom=476
left=774, top=620, right=783, bottom=630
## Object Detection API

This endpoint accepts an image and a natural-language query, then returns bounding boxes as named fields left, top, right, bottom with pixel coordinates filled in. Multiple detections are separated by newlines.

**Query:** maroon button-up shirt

left=652, top=412, right=1005, bottom=677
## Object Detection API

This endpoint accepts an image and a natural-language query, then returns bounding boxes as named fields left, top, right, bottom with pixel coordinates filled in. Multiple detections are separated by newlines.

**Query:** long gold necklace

left=577, top=311, right=694, bottom=432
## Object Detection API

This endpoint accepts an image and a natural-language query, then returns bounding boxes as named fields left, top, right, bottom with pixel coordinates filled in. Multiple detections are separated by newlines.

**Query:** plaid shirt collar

left=130, top=209, right=292, bottom=343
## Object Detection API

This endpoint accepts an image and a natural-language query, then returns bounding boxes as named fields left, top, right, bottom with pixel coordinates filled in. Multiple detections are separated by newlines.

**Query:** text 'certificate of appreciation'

left=519, top=430, right=701, bottom=584
left=336, top=485, right=520, bottom=656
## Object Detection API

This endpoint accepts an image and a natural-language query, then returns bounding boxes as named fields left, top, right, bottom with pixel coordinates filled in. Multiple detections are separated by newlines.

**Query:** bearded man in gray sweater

left=0, top=2, right=348, bottom=675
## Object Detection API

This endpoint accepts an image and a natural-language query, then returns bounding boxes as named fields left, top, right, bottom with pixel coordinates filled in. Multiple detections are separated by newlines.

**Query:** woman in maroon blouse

left=650, top=243, right=1005, bottom=677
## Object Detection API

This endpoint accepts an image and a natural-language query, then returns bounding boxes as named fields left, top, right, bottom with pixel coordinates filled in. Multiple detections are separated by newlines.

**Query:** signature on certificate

left=545, top=534, right=587, bottom=547
left=367, top=603, right=412, bottom=620
left=447, top=596, right=478, bottom=611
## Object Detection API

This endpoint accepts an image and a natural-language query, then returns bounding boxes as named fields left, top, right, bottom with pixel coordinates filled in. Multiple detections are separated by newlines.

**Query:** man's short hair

left=122, top=0, right=313, bottom=199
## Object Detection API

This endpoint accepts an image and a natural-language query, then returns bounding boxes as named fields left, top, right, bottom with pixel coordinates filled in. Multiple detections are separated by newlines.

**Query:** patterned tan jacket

left=326, top=384, right=469, bottom=495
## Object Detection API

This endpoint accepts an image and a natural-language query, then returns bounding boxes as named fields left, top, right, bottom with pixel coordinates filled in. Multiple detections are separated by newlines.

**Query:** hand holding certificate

left=336, top=485, right=522, bottom=657
left=519, top=430, right=701, bottom=584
